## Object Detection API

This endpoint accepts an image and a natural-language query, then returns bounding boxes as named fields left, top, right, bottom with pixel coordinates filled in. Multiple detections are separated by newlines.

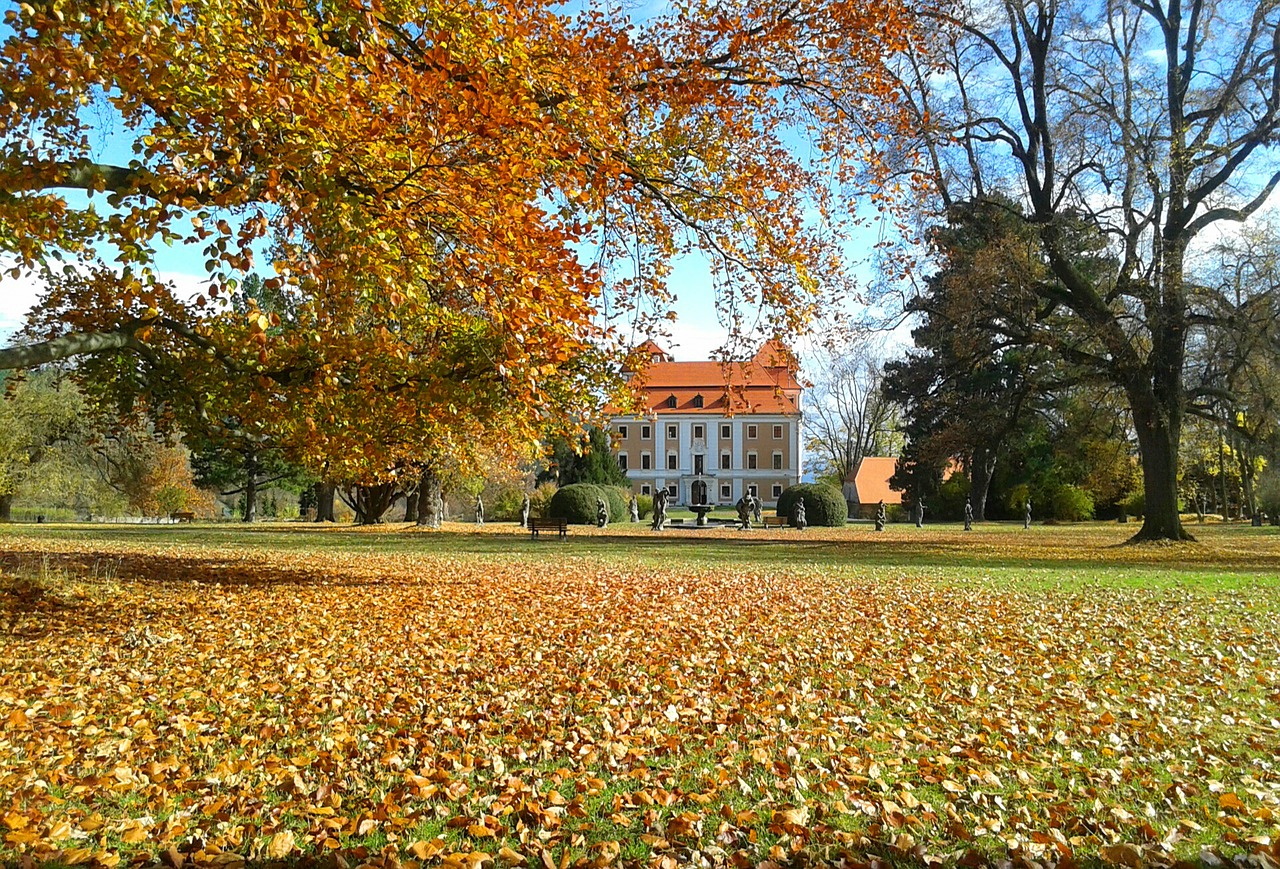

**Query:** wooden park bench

left=762, top=515, right=788, bottom=528
left=528, top=516, right=569, bottom=540
left=170, top=511, right=196, bottom=523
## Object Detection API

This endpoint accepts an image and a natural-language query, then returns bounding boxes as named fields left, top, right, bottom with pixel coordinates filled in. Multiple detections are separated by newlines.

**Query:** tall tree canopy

left=891, top=0, right=1280, bottom=540
left=0, top=0, right=925, bottom=477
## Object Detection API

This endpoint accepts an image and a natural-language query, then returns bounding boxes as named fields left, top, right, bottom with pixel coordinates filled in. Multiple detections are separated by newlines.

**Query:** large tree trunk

left=416, top=467, right=442, bottom=528
left=242, top=452, right=258, bottom=523
left=403, top=490, right=419, bottom=523
left=314, top=482, right=336, bottom=522
left=969, top=447, right=997, bottom=521
left=1235, top=436, right=1257, bottom=520
left=0, top=493, right=11, bottom=522
left=1129, top=391, right=1191, bottom=541
left=353, top=483, right=397, bottom=525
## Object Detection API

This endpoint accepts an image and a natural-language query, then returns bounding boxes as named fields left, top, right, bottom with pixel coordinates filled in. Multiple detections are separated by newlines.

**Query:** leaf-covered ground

left=1, top=523, right=1278, bottom=869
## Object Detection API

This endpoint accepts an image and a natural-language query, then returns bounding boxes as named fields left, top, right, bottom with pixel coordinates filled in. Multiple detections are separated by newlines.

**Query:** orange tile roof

left=845, top=457, right=961, bottom=504
left=847, top=456, right=903, bottom=505
left=618, top=342, right=801, bottom=416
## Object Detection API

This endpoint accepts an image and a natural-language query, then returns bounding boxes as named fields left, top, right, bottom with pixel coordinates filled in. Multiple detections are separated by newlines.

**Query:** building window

left=641, top=484, right=651, bottom=495
left=772, top=451, right=783, bottom=470
left=720, top=452, right=731, bottom=470
left=747, top=452, right=758, bottom=470
left=618, top=454, right=628, bottom=470
left=772, top=484, right=783, bottom=498
left=693, top=424, right=704, bottom=439
left=667, top=394, right=678, bottom=408
left=642, top=424, right=651, bottom=439
left=773, top=424, right=783, bottom=439
left=641, top=452, right=652, bottom=470
left=747, top=424, right=758, bottom=439
left=667, top=484, right=678, bottom=498
left=667, top=424, right=677, bottom=440
left=748, top=484, right=758, bottom=498
left=720, top=484, right=732, bottom=499
left=721, top=424, right=731, bottom=439
left=693, top=394, right=704, bottom=408
left=667, top=452, right=678, bottom=470
left=617, top=425, right=627, bottom=439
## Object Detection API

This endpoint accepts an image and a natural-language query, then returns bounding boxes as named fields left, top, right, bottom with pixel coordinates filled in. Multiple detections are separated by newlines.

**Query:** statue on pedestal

left=792, top=500, right=807, bottom=530
left=735, top=495, right=752, bottom=530
left=520, top=493, right=531, bottom=528
left=629, top=495, right=639, bottom=523
left=874, top=500, right=886, bottom=532
left=963, top=498, right=973, bottom=532
left=596, top=497, right=608, bottom=528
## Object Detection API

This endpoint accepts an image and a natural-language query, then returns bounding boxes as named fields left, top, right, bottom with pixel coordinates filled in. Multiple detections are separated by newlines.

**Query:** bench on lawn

left=529, top=516, right=569, bottom=540
left=170, top=511, right=196, bottom=523
left=762, top=515, right=788, bottom=528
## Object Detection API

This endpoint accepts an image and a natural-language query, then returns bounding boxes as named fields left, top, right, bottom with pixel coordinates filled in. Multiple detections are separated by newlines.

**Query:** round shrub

left=635, top=494, right=653, bottom=520
left=602, top=486, right=630, bottom=523
left=547, top=484, right=605, bottom=525
left=1049, top=483, right=1094, bottom=521
left=775, top=483, right=847, bottom=527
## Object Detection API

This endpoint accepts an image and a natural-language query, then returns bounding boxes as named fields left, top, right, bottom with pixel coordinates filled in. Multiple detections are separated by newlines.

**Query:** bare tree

left=892, top=0, right=1280, bottom=540
left=803, top=344, right=896, bottom=484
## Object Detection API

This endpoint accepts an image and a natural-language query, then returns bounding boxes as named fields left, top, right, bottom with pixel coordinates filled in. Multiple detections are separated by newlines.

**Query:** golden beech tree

left=0, top=0, right=925, bottom=470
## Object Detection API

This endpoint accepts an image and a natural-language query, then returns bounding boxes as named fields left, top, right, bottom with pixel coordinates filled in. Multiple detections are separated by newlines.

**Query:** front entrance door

left=694, top=454, right=705, bottom=475
left=691, top=480, right=707, bottom=505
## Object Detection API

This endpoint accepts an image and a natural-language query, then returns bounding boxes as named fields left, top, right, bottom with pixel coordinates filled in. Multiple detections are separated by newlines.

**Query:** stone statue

left=520, top=493, right=531, bottom=528
left=596, top=497, right=608, bottom=528
left=915, top=498, right=925, bottom=528
left=628, top=495, right=639, bottom=523
left=792, top=499, right=807, bottom=530
left=735, top=494, right=752, bottom=530
left=963, top=498, right=973, bottom=532
left=874, top=500, right=886, bottom=532
left=1023, top=498, right=1032, bottom=530
left=436, top=492, right=445, bottom=528
left=651, top=489, right=668, bottom=531
left=475, top=494, right=485, bottom=526
left=752, top=495, right=762, bottom=525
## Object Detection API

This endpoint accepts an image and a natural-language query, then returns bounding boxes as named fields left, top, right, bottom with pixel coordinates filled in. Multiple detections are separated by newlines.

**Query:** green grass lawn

left=1, top=521, right=1277, bottom=869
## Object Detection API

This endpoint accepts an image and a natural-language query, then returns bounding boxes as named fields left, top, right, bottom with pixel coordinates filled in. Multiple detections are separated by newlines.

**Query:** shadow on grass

left=5, top=521, right=1280, bottom=578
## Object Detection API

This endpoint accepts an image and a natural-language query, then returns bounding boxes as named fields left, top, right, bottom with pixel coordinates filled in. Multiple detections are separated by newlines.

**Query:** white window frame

left=720, top=483, right=732, bottom=499
left=720, top=451, right=731, bottom=470
left=667, top=484, right=678, bottom=498
left=642, top=424, right=651, bottom=439
left=641, top=484, right=651, bottom=495
left=619, top=424, right=628, bottom=438
left=667, top=424, right=677, bottom=440
left=693, top=423, right=704, bottom=439
left=747, top=424, right=758, bottom=439
left=747, top=452, right=758, bottom=470
left=748, top=484, right=758, bottom=497
left=721, top=423, right=731, bottom=439
left=772, top=451, right=783, bottom=470
left=641, top=452, right=652, bottom=470
left=618, top=453, right=628, bottom=470
left=667, top=452, right=678, bottom=470
left=772, top=484, right=783, bottom=498
left=773, top=424, right=783, bottom=439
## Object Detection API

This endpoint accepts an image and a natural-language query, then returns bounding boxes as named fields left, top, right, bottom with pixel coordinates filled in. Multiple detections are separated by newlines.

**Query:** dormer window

left=667, top=394, right=678, bottom=408
left=692, top=393, right=704, bottom=408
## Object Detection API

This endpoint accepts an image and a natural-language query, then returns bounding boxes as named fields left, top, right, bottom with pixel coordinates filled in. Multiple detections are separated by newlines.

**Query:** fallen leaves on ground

left=0, top=528, right=1277, bottom=869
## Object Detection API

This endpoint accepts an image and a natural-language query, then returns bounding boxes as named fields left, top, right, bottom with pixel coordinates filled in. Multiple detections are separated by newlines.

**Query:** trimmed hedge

left=601, top=486, right=630, bottom=523
left=547, top=484, right=628, bottom=525
left=775, top=483, right=847, bottom=527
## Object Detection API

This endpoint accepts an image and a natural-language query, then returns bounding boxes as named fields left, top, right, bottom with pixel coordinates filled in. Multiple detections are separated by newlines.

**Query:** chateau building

left=609, top=340, right=803, bottom=507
